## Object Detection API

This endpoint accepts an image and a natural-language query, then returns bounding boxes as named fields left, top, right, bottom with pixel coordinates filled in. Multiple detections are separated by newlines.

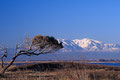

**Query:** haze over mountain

left=2, top=38, right=120, bottom=61
left=58, top=38, right=120, bottom=53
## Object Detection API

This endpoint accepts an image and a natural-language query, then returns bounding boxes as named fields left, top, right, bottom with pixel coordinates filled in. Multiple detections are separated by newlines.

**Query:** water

left=13, top=62, right=120, bottom=67
left=89, top=63, right=120, bottom=67
left=0, top=63, right=29, bottom=65
left=2, top=62, right=120, bottom=67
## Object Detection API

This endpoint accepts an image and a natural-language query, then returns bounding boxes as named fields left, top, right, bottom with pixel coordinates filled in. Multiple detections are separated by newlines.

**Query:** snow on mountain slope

left=73, top=38, right=104, bottom=51
left=58, top=38, right=120, bottom=52
left=57, top=39, right=83, bottom=52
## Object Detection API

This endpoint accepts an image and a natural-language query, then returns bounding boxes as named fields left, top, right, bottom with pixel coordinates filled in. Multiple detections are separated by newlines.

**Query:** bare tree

left=0, top=35, right=63, bottom=76
left=0, top=47, right=7, bottom=68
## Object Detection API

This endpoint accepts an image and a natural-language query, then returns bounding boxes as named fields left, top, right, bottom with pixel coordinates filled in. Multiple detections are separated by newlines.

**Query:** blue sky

left=0, top=0, right=120, bottom=48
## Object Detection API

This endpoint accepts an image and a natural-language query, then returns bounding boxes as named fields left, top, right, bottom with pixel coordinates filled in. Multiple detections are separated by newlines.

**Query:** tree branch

left=0, top=47, right=7, bottom=68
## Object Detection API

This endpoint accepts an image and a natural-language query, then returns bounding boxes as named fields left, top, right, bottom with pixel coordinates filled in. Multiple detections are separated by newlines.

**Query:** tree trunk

left=0, top=54, right=19, bottom=75
left=1, top=55, right=4, bottom=68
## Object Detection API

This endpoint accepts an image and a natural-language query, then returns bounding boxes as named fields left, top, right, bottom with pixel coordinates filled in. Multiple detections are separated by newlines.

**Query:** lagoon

left=89, top=63, right=120, bottom=67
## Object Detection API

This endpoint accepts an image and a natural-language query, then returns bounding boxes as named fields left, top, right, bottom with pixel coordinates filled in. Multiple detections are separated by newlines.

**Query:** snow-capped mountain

left=58, top=38, right=120, bottom=52
left=57, top=39, right=83, bottom=52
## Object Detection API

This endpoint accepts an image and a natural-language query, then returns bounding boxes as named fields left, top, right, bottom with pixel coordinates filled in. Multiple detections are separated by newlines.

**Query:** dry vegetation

left=1, top=61, right=120, bottom=80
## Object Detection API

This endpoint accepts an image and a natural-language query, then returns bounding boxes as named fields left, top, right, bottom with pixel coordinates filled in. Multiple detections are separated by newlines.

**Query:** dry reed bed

left=1, top=61, right=120, bottom=80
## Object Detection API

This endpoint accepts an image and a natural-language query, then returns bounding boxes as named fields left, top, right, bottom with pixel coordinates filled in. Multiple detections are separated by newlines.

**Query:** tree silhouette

left=0, top=35, right=63, bottom=75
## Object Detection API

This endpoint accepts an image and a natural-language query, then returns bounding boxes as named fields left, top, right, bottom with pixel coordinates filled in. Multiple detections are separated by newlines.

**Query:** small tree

left=0, top=47, right=7, bottom=68
left=0, top=35, right=63, bottom=75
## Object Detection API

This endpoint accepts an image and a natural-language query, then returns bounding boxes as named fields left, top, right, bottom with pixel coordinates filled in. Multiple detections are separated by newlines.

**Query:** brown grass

left=1, top=61, right=120, bottom=80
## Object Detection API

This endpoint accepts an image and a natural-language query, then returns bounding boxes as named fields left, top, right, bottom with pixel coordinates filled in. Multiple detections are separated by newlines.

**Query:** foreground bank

left=1, top=61, right=120, bottom=80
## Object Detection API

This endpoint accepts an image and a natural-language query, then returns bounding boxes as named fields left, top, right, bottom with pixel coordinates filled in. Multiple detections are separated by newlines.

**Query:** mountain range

left=2, top=38, right=120, bottom=61
left=58, top=38, right=120, bottom=53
